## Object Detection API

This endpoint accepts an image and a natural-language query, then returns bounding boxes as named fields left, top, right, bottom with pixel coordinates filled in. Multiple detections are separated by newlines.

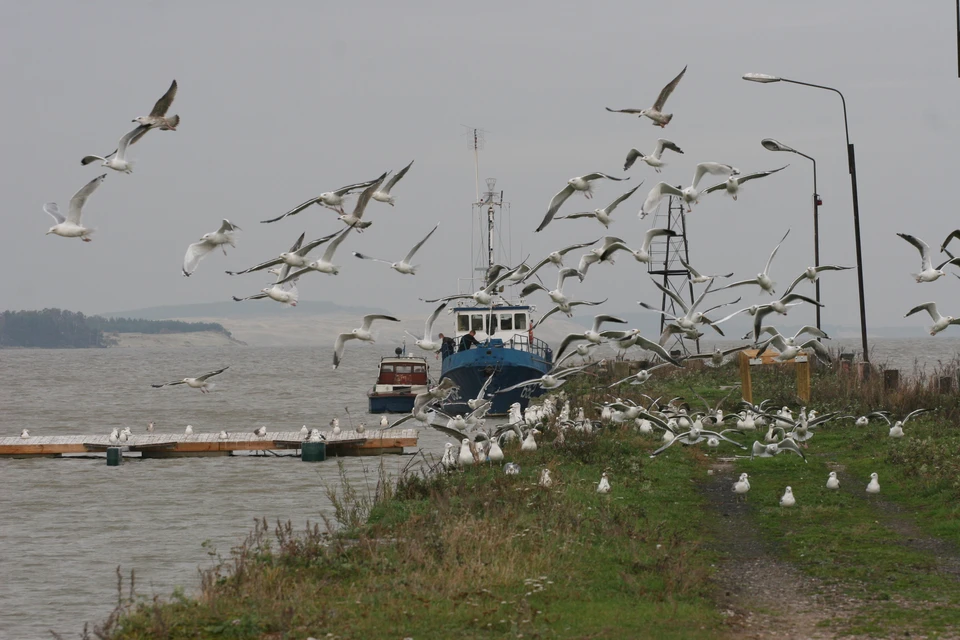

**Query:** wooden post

left=796, top=359, right=811, bottom=403
left=939, top=376, right=953, bottom=394
left=739, top=352, right=753, bottom=404
left=883, top=369, right=899, bottom=391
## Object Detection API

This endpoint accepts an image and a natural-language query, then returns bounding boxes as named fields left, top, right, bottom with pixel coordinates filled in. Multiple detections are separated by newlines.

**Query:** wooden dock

left=0, top=428, right=418, bottom=458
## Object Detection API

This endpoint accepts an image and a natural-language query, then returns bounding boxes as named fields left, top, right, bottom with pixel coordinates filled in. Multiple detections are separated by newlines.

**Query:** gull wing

left=43, top=203, right=65, bottom=224
left=217, top=219, right=241, bottom=234
left=735, top=165, right=788, bottom=186
left=403, top=223, right=439, bottom=263
left=902, top=408, right=930, bottom=425
left=692, top=162, right=737, bottom=190
left=183, top=239, right=217, bottom=276
left=360, top=314, right=401, bottom=331
left=261, top=197, right=324, bottom=223
left=537, top=184, right=575, bottom=232
left=351, top=172, right=388, bottom=219
left=605, top=183, right=642, bottom=213
left=226, top=256, right=284, bottom=276
left=321, top=225, right=354, bottom=263
left=115, top=125, right=150, bottom=161
left=940, top=230, right=960, bottom=253
left=934, top=256, right=960, bottom=271
left=904, top=301, right=939, bottom=322
left=196, top=367, right=229, bottom=382
left=297, top=230, right=343, bottom=256
left=634, top=335, right=682, bottom=366
left=333, top=333, right=360, bottom=369
left=333, top=179, right=378, bottom=198
left=639, top=227, right=678, bottom=253
left=897, top=233, right=932, bottom=270
left=151, top=379, right=186, bottom=388
left=652, top=65, right=687, bottom=111
left=605, top=107, right=645, bottom=114
left=623, top=148, right=642, bottom=171
left=232, top=292, right=269, bottom=302
left=763, top=229, right=791, bottom=275
left=275, top=267, right=310, bottom=286
left=67, top=174, right=107, bottom=225
left=580, top=172, right=626, bottom=181
left=423, top=301, right=448, bottom=337
left=640, top=182, right=684, bottom=217
left=654, top=138, right=683, bottom=157
left=651, top=279, right=690, bottom=314
left=555, top=334, right=585, bottom=360
left=381, top=160, right=414, bottom=195
left=149, top=79, right=177, bottom=117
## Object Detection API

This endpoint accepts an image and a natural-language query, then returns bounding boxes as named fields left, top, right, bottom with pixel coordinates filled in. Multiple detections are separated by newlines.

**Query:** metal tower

left=646, top=195, right=700, bottom=356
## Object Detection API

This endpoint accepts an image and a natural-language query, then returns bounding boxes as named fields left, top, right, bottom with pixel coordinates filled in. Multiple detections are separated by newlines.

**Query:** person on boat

left=439, top=333, right=456, bottom=359
left=459, top=330, right=481, bottom=352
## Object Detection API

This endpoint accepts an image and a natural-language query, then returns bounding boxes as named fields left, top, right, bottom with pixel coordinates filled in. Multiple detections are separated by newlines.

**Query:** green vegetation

left=0, top=309, right=231, bottom=348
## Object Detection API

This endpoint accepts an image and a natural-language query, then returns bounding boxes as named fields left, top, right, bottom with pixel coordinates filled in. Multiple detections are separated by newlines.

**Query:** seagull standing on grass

left=866, top=473, right=881, bottom=494
left=352, top=223, right=439, bottom=274
left=597, top=472, right=612, bottom=494
left=521, top=429, right=539, bottom=452
left=826, top=472, right=840, bottom=490
left=536, top=173, right=629, bottom=232
left=639, top=162, right=738, bottom=216
left=868, top=409, right=928, bottom=438
left=623, top=139, right=683, bottom=172
left=371, top=160, right=414, bottom=205
left=333, top=314, right=401, bottom=369
left=553, top=184, right=642, bottom=229
left=733, top=473, right=750, bottom=498
left=897, top=233, right=960, bottom=282
left=780, top=487, right=796, bottom=508
left=151, top=367, right=229, bottom=393
left=605, top=65, right=687, bottom=128
left=182, top=220, right=241, bottom=276
left=44, top=174, right=107, bottom=242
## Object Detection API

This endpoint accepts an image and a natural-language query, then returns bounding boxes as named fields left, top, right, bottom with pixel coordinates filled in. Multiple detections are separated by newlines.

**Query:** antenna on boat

left=462, top=126, right=487, bottom=204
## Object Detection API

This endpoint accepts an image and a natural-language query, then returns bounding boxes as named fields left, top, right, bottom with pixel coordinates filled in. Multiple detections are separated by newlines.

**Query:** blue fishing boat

left=439, top=141, right=553, bottom=416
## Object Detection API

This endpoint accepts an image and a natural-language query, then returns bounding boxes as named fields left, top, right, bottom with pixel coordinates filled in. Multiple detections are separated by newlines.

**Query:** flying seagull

left=352, top=223, right=439, bottom=274
left=183, top=220, right=241, bottom=276
left=679, top=257, right=733, bottom=284
left=226, top=230, right=341, bottom=276
left=639, top=162, right=738, bottom=216
left=333, top=173, right=388, bottom=231
left=520, top=267, right=582, bottom=309
left=703, top=165, right=788, bottom=201
left=716, top=229, right=791, bottom=295
left=406, top=302, right=448, bottom=352
left=905, top=301, right=960, bottom=335
left=333, top=314, right=401, bottom=369
left=44, top=174, right=106, bottom=242
left=554, top=184, right=642, bottom=229
left=780, top=265, right=855, bottom=294
left=623, top=139, right=684, bottom=172
left=275, top=224, right=356, bottom=283
left=896, top=233, right=960, bottom=282
left=371, top=160, right=414, bottom=205
left=522, top=239, right=600, bottom=281
left=599, top=227, right=678, bottom=264
left=133, top=79, right=180, bottom=131
left=554, top=314, right=628, bottom=360
left=152, top=367, right=228, bottom=393
left=80, top=125, right=150, bottom=174
left=261, top=177, right=378, bottom=222
left=536, top=173, right=628, bottom=232
left=605, top=65, right=688, bottom=128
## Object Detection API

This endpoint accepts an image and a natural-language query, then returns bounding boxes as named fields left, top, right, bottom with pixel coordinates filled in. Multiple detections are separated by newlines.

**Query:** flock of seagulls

left=898, top=230, right=960, bottom=334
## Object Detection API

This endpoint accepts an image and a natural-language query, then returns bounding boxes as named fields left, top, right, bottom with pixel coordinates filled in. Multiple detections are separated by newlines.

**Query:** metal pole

left=811, top=156, right=821, bottom=333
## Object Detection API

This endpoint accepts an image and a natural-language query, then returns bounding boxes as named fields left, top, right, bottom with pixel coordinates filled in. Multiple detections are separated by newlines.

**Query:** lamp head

left=742, top=73, right=782, bottom=83
left=761, top=138, right=795, bottom=153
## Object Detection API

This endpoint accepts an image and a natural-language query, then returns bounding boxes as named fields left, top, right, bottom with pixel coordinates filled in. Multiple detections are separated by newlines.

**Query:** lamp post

left=743, top=73, right=869, bottom=363
left=761, top=138, right=821, bottom=333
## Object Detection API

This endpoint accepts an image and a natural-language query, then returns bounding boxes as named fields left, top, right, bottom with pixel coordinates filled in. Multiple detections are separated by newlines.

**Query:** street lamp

left=761, top=138, right=822, bottom=333
left=743, top=73, right=869, bottom=363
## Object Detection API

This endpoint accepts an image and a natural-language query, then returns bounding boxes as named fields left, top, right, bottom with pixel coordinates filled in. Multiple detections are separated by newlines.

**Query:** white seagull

left=679, top=257, right=733, bottom=284
left=333, top=173, right=387, bottom=231
left=133, top=79, right=180, bottom=131
left=538, top=468, right=553, bottom=488
left=605, top=65, right=687, bottom=128
left=597, top=472, right=611, bottom=494
left=733, top=473, right=750, bottom=497
left=623, top=139, right=684, bottom=172
left=599, top=228, right=678, bottom=264
left=523, top=239, right=600, bottom=281
left=352, top=223, right=438, bottom=274
left=423, top=265, right=523, bottom=307
left=262, top=176, right=380, bottom=222
left=520, top=268, right=582, bottom=308
left=151, top=366, right=228, bottom=393
left=826, top=471, right=840, bottom=490
left=406, top=302, right=448, bottom=352
left=897, top=233, right=960, bottom=282
left=182, top=219, right=241, bottom=277
left=575, top=236, right=630, bottom=278
left=717, top=229, right=791, bottom=296
left=536, top=173, right=628, bottom=232
left=333, top=314, right=401, bottom=369
left=275, top=225, right=355, bottom=283
left=44, top=174, right=106, bottom=242
left=905, top=302, right=960, bottom=335
left=780, top=486, right=796, bottom=507
left=553, top=184, right=642, bottom=229
left=781, top=265, right=855, bottom=293
left=371, top=160, right=414, bottom=205
left=254, top=426, right=267, bottom=438
left=639, top=163, right=739, bottom=216
left=754, top=326, right=832, bottom=363
left=866, top=472, right=881, bottom=494
left=80, top=125, right=149, bottom=174
left=703, top=166, right=788, bottom=201
left=555, top=314, right=628, bottom=360
left=184, top=424, right=194, bottom=436
left=20, top=429, right=29, bottom=439
left=232, top=281, right=299, bottom=307
left=226, top=231, right=340, bottom=276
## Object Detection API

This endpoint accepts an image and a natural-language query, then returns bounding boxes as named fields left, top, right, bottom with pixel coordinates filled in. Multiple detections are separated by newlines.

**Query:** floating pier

left=0, top=429, right=418, bottom=459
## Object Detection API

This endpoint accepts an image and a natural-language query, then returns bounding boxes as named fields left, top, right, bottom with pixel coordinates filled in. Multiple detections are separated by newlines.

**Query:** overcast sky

left=2, top=1, right=958, bottom=336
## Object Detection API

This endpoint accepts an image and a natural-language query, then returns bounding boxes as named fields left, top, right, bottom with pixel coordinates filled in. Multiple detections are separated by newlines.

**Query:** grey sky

left=2, top=1, right=957, bottom=335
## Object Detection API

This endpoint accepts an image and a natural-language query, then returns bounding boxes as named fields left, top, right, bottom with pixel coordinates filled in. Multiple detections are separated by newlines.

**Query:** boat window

left=412, top=365, right=425, bottom=373
left=457, top=314, right=470, bottom=332
left=499, top=314, right=513, bottom=331
left=471, top=314, right=484, bottom=332
left=514, top=313, right=527, bottom=330
left=381, top=364, right=394, bottom=372
left=486, top=313, right=498, bottom=335
left=395, top=365, right=413, bottom=374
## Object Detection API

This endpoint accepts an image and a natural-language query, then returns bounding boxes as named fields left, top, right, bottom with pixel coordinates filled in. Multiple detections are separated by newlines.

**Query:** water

left=2, top=339, right=960, bottom=639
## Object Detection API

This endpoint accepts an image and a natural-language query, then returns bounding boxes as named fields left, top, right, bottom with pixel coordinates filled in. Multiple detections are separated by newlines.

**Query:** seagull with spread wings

left=905, top=302, right=960, bottom=335
left=553, top=184, right=642, bottom=229
left=623, top=139, right=684, bottom=172
left=532, top=298, right=608, bottom=327
left=679, top=257, right=733, bottom=284
left=554, top=314, right=629, bottom=360
left=520, top=267, right=582, bottom=308
left=133, top=79, right=180, bottom=130
left=716, top=229, right=791, bottom=295
left=423, top=265, right=523, bottom=307
left=353, top=223, right=438, bottom=274
left=599, top=227, right=678, bottom=264
left=152, top=367, right=229, bottom=393
left=274, top=225, right=356, bottom=283
left=182, top=220, right=241, bottom=277
left=333, top=314, right=401, bottom=369
left=261, top=177, right=378, bottom=222
left=639, top=279, right=738, bottom=339
left=639, top=162, right=739, bottom=216
left=897, top=233, right=960, bottom=282
left=536, top=173, right=628, bottom=232
left=80, top=125, right=150, bottom=174
left=605, top=65, right=687, bottom=128
left=753, top=326, right=832, bottom=363
left=371, top=160, right=414, bottom=205
left=44, top=174, right=106, bottom=242
left=703, top=166, right=788, bottom=201
left=226, top=230, right=341, bottom=276
left=405, top=302, right=448, bottom=352
left=522, top=239, right=599, bottom=281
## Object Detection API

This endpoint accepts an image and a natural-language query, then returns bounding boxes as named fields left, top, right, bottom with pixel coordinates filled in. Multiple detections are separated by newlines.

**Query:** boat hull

left=440, top=343, right=552, bottom=416
left=368, top=393, right=416, bottom=414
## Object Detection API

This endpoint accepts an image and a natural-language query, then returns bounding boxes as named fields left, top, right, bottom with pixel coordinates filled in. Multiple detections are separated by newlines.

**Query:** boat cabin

left=453, top=305, right=530, bottom=338
left=374, top=357, right=429, bottom=389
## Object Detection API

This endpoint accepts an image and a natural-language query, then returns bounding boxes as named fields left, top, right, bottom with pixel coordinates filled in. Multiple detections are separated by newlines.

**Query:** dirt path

left=702, top=462, right=863, bottom=639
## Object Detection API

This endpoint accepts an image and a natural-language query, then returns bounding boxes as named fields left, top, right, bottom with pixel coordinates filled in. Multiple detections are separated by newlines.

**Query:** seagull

left=357, top=422, right=366, bottom=435
left=487, top=440, right=504, bottom=463
left=300, top=425, right=309, bottom=437
left=553, top=184, right=642, bottom=229
left=379, top=415, right=389, bottom=428
left=826, top=471, right=840, bottom=490
left=458, top=438, right=476, bottom=466
left=44, top=174, right=106, bottom=242
left=639, top=163, right=738, bottom=216
left=423, top=265, right=523, bottom=307
left=275, top=225, right=356, bottom=283
left=333, top=314, right=401, bottom=369
left=605, top=65, right=687, bottom=128
left=406, top=302, right=448, bottom=352
left=371, top=160, right=414, bottom=205
left=226, top=230, right=341, bottom=276
left=523, top=239, right=600, bottom=280
left=866, top=472, right=881, bottom=494
left=684, top=344, right=752, bottom=368
left=80, top=125, right=149, bottom=174
left=703, top=166, right=788, bottom=201
left=608, top=362, right=674, bottom=387
left=905, top=302, right=960, bottom=335
left=596, top=472, right=611, bottom=494
left=20, top=429, right=29, bottom=439
left=741, top=293, right=824, bottom=341
left=599, top=227, right=678, bottom=264
left=254, top=426, right=267, bottom=437
left=555, top=314, right=628, bottom=360
left=536, top=173, right=628, bottom=232
left=733, top=473, right=750, bottom=497
left=780, top=486, right=796, bottom=508
left=751, top=438, right=807, bottom=461
left=261, top=177, right=378, bottom=222
left=133, top=79, right=180, bottom=131
left=521, top=429, right=539, bottom=452
left=504, top=462, right=521, bottom=475
left=638, top=280, right=737, bottom=339
left=754, top=326, right=832, bottom=363
left=331, top=418, right=342, bottom=436
left=576, top=236, right=631, bottom=278
left=233, top=280, right=299, bottom=306
left=716, top=229, right=790, bottom=295
left=352, top=223, right=438, bottom=274
left=623, top=139, right=684, bottom=172
left=495, top=361, right=598, bottom=394
left=868, top=409, right=928, bottom=438
left=182, top=220, right=241, bottom=277
left=151, top=366, right=228, bottom=393
left=679, top=257, right=733, bottom=284
left=897, top=233, right=960, bottom=282
left=109, top=428, right=119, bottom=444
left=184, top=424, right=194, bottom=436
left=538, top=468, right=553, bottom=487
left=532, top=298, right=609, bottom=326
left=780, top=265, right=855, bottom=294
left=333, top=173, right=387, bottom=231
left=147, top=422, right=155, bottom=432
left=219, top=430, right=229, bottom=440
left=520, top=268, right=582, bottom=308
left=468, top=373, right=497, bottom=411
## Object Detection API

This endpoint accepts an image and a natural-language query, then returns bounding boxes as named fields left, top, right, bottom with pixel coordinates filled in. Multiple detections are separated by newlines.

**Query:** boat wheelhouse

left=367, top=352, right=431, bottom=413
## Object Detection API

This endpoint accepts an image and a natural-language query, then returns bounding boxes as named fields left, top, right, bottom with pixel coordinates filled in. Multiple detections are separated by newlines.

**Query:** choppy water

left=2, top=339, right=960, bottom=639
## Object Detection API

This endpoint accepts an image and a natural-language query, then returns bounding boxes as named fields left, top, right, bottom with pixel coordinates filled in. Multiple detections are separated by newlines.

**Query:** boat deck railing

left=504, top=333, right=553, bottom=362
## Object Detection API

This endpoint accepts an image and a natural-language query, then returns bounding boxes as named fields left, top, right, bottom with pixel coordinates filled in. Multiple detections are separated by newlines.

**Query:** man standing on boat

left=458, top=330, right=481, bottom=353
left=439, top=333, right=456, bottom=359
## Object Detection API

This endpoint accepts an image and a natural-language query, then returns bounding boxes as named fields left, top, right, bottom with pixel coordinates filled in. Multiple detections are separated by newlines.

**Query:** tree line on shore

left=0, top=309, right=231, bottom=348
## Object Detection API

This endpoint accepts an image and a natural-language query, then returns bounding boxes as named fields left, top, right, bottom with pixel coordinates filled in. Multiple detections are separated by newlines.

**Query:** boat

left=367, top=347, right=432, bottom=413
left=439, top=133, right=554, bottom=416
